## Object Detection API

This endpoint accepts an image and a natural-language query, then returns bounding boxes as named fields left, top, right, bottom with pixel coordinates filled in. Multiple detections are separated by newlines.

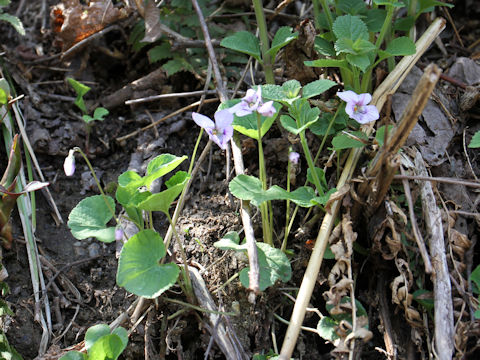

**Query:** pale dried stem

left=279, top=17, right=446, bottom=359
left=414, top=150, right=454, bottom=359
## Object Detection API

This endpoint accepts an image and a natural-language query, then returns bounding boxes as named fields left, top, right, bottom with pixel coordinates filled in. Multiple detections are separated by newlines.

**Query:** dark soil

left=1, top=1, right=480, bottom=360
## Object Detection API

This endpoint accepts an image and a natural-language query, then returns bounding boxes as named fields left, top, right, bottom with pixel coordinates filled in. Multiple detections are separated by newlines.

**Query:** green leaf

left=468, top=131, right=480, bottom=148
left=92, top=107, right=109, bottom=121
left=305, top=59, right=352, bottom=74
left=138, top=171, right=190, bottom=215
left=302, top=79, right=337, bottom=99
left=310, top=111, right=348, bottom=136
left=59, top=351, right=87, bottom=360
left=307, top=167, right=328, bottom=190
left=239, top=242, right=292, bottom=291
left=470, top=265, right=480, bottom=293
left=260, top=81, right=301, bottom=105
left=418, top=0, right=453, bottom=14
left=67, top=78, right=90, bottom=114
left=213, top=231, right=244, bottom=251
left=111, top=327, right=128, bottom=349
left=119, top=154, right=187, bottom=190
left=317, top=317, right=339, bottom=342
left=413, top=289, right=434, bottom=310
left=332, top=131, right=368, bottom=150
left=280, top=103, right=319, bottom=135
left=85, top=324, right=111, bottom=351
left=385, top=36, right=416, bottom=56
left=0, top=88, right=7, bottom=105
left=0, top=13, right=25, bottom=36
left=162, top=58, right=193, bottom=76
left=337, top=0, right=367, bottom=14
left=220, top=31, right=262, bottom=63
left=365, top=9, right=387, bottom=32
left=148, top=43, right=172, bottom=63
left=332, top=15, right=368, bottom=42
left=0, top=0, right=11, bottom=7
left=67, top=195, right=116, bottom=243
left=0, top=78, right=11, bottom=99
left=373, top=0, right=404, bottom=7
left=282, top=80, right=302, bottom=99
left=352, top=38, right=376, bottom=54
left=394, top=16, right=415, bottom=32
left=214, top=232, right=292, bottom=291
left=346, top=53, right=371, bottom=72
left=229, top=174, right=320, bottom=208
left=267, top=27, right=298, bottom=61
left=375, top=125, right=394, bottom=147
left=117, top=229, right=179, bottom=298
left=232, top=102, right=282, bottom=140
left=88, top=334, right=125, bottom=360
left=314, top=36, right=336, bottom=57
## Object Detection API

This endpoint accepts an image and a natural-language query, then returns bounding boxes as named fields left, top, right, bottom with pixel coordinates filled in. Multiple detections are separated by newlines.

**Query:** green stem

left=74, top=147, right=118, bottom=223
left=375, top=1, right=395, bottom=51
left=282, top=160, right=292, bottom=252
left=167, top=213, right=194, bottom=303
left=313, top=105, right=342, bottom=165
left=252, top=0, right=274, bottom=84
left=188, top=129, right=204, bottom=174
left=318, top=0, right=334, bottom=31
left=299, top=132, right=324, bottom=195
left=256, top=112, right=272, bottom=245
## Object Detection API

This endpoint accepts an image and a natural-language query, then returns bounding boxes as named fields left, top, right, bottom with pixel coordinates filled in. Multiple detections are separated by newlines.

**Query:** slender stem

left=299, top=133, right=324, bottom=195
left=188, top=129, right=204, bottom=174
left=318, top=0, right=334, bottom=31
left=282, top=160, right=292, bottom=252
left=167, top=213, right=194, bottom=303
left=375, top=1, right=395, bottom=51
left=256, top=112, right=272, bottom=245
left=313, top=106, right=342, bottom=165
left=74, top=147, right=118, bottom=223
left=252, top=0, right=274, bottom=84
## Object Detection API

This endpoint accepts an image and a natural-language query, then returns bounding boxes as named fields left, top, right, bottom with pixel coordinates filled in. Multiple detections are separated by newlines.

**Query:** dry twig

left=414, top=149, right=454, bottom=359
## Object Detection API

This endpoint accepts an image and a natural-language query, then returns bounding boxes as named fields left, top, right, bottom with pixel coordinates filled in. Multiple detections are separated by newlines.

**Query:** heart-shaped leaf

left=68, top=195, right=116, bottom=243
left=117, top=229, right=179, bottom=298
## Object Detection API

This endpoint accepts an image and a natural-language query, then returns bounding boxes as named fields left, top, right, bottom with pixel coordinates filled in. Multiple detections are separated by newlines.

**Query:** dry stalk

left=354, top=63, right=442, bottom=218
left=414, top=150, right=454, bottom=359
left=279, top=17, right=446, bottom=359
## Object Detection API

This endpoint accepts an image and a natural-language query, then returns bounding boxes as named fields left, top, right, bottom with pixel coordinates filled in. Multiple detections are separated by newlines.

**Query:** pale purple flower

left=337, top=90, right=379, bottom=124
left=63, top=149, right=76, bottom=176
left=289, top=151, right=300, bottom=164
left=229, top=87, right=276, bottom=118
left=192, top=109, right=234, bottom=150
left=115, top=227, right=124, bottom=241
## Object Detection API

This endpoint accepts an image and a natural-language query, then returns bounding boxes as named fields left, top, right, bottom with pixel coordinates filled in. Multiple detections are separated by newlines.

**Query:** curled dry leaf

left=449, top=229, right=471, bottom=260
left=325, top=184, right=350, bottom=214
left=51, top=0, right=129, bottom=50
left=372, top=217, right=402, bottom=260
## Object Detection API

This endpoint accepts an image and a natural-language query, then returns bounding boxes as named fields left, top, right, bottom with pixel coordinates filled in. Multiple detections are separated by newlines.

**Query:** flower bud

left=115, top=227, right=124, bottom=241
left=289, top=151, right=300, bottom=165
left=63, top=149, right=76, bottom=176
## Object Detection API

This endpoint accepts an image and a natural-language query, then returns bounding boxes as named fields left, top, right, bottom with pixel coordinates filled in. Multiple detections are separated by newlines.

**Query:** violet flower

left=63, top=149, right=76, bottom=176
left=115, top=227, right=124, bottom=241
left=289, top=151, right=300, bottom=165
left=192, top=109, right=234, bottom=150
left=337, top=90, right=379, bottom=124
left=230, top=87, right=276, bottom=118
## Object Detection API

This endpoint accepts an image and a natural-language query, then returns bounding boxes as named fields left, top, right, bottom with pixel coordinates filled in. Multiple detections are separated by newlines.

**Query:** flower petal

left=355, top=105, right=379, bottom=124
left=337, top=90, right=359, bottom=104
left=192, top=112, right=215, bottom=130
left=344, top=102, right=356, bottom=118
left=357, top=93, right=372, bottom=106
left=214, top=109, right=234, bottom=130
left=258, top=101, right=276, bottom=117
left=63, top=149, right=76, bottom=177
left=243, top=89, right=258, bottom=103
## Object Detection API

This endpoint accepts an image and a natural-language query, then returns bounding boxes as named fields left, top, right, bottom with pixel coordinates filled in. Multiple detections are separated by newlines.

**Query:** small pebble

left=88, top=243, right=100, bottom=257
left=73, top=241, right=87, bottom=257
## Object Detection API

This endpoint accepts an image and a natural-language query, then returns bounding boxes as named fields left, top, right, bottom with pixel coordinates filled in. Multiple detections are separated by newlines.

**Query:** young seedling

left=67, top=78, right=109, bottom=153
